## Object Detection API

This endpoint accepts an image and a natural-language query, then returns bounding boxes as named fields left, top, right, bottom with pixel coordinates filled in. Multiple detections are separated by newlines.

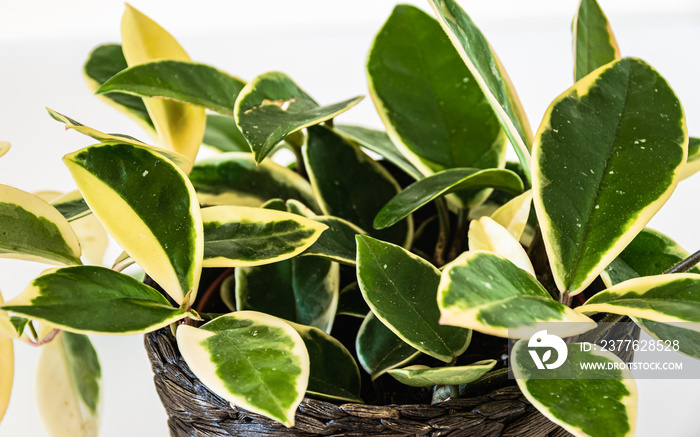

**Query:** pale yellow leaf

left=468, top=216, right=535, bottom=276
left=0, top=290, right=13, bottom=424
left=70, top=214, right=109, bottom=266
left=490, top=190, right=533, bottom=240
left=0, top=142, right=10, bottom=158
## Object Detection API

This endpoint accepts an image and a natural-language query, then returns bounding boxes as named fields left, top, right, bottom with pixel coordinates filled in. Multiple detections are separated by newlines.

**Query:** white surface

left=0, top=1, right=699, bottom=436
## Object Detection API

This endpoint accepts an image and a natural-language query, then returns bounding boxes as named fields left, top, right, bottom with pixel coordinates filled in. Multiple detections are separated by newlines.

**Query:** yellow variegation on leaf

left=0, top=142, right=9, bottom=158
left=490, top=190, right=532, bottom=240
left=468, top=216, right=535, bottom=276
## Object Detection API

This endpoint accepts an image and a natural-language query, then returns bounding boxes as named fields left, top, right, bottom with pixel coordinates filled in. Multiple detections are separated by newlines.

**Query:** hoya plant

left=1, top=1, right=700, bottom=436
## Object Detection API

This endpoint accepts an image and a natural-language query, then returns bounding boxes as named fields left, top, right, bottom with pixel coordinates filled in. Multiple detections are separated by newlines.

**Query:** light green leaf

left=202, top=205, right=327, bottom=267
left=236, top=257, right=339, bottom=333
left=578, top=274, right=700, bottom=331
left=64, top=142, right=203, bottom=304
left=573, top=0, right=621, bottom=82
left=512, top=340, right=637, bottom=437
left=49, top=190, right=91, bottom=222
left=533, top=57, right=687, bottom=295
left=37, top=332, right=101, bottom=437
left=190, top=152, right=319, bottom=212
left=301, top=216, right=366, bottom=266
left=305, top=125, right=410, bottom=246
left=0, top=291, right=13, bottom=424
left=427, top=0, right=533, bottom=181
left=176, top=312, right=309, bottom=427
left=468, top=216, right=535, bottom=276
left=438, top=251, right=596, bottom=338
left=681, top=137, right=700, bottom=180
left=203, top=114, right=250, bottom=153
left=83, top=44, right=154, bottom=131
left=287, top=322, right=362, bottom=403
left=356, top=312, right=420, bottom=380
left=98, top=60, right=246, bottom=115
left=367, top=5, right=506, bottom=199
left=388, top=360, right=495, bottom=387
left=2, top=266, right=186, bottom=335
left=234, top=71, right=363, bottom=163
left=0, top=185, right=81, bottom=266
left=356, top=235, right=470, bottom=362
left=374, top=168, right=523, bottom=229
left=334, top=125, right=421, bottom=180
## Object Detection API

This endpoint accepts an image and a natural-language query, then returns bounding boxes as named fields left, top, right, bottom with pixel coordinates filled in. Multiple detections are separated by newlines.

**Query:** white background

left=1, top=0, right=699, bottom=435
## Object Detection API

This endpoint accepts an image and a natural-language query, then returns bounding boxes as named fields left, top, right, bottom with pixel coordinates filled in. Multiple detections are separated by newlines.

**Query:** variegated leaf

left=388, top=359, right=496, bottom=387
left=573, top=0, right=621, bottom=81
left=681, top=137, right=700, bottom=180
left=0, top=290, right=13, bottom=424
left=490, top=190, right=532, bottom=240
left=356, top=312, right=420, bottom=380
left=468, top=216, right=535, bottom=275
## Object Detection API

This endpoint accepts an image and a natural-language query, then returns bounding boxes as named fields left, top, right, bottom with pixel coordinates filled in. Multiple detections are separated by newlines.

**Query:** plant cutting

left=1, top=0, right=700, bottom=436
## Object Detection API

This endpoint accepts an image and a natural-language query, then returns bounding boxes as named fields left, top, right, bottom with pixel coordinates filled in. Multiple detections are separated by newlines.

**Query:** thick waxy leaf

left=202, top=205, right=326, bottom=267
left=490, top=190, right=532, bottom=240
left=532, top=57, right=687, bottom=295
left=0, top=291, right=13, bottom=424
left=2, top=266, right=186, bottom=334
left=48, top=190, right=90, bottom=222
left=305, top=126, right=410, bottom=246
left=190, top=152, right=319, bottom=212
left=427, top=0, right=533, bottom=181
left=356, top=312, right=420, bottom=380
left=47, top=108, right=192, bottom=172
left=0, top=142, right=9, bottom=158
left=573, top=0, right=620, bottom=82
left=121, top=4, right=205, bottom=164
left=64, top=142, right=203, bottom=304
left=37, top=332, right=101, bottom=437
left=176, top=312, right=309, bottom=427
left=83, top=44, right=154, bottom=131
left=512, top=340, right=637, bottom=437
left=98, top=60, right=246, bottom=115
left=236, top=257, right=339, bottom=333
left=367, top=5, right=506, bottom=198
left=635, top=318, right=700, bottom=360
left=234, top=71, right=363, bottom=163
left=438, top=251, right=596, bottom=338
left=302, top=216, right=365, bottom=266
left=0, top=185, right=81, bottom=266
left=203, top=114, right=250, bottom=153
left=288, top=322, right=362, bottom=403
left=356, top=235, right=470, bottom=362
left=388, top=360, right=496, bottom=387
left=681, top=137, right=700, bottom=180
left=468, top=216, right=535, bottom=275
left=374, top=168, right=523, bottom=229
left=578, top=274, right=700, bottom=331
left=334, top=125, right=421, bottom=180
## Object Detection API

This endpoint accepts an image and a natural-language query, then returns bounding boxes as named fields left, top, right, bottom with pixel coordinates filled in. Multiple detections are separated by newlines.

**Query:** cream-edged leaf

left=468, top=216, right=535, bottom=275
left=64, top=142, right=203, bottom=304
left=356, top=312, right=420, bottom=380
left=490, top=190, right=532, bottom=240
left=176, top=312, right=309, bottom=427
left=681, top=137, right=700, bottom=180
left=0, top=185, right=81, bottom=266
left=573, top=0, right=621, bottom=82
left=388, top=360, right=496, bottom=387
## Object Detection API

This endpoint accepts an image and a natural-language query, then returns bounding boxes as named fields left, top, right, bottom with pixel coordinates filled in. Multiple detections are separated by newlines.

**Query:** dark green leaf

left=573, top=0, right=620, bottom=81
left=356, top=312, right=420, bottom=379
left=302, top=216, right=365, bottom=266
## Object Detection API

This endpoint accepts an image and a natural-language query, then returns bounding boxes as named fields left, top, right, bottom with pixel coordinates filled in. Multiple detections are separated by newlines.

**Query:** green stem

left=28, top=321, right=39, bottom=342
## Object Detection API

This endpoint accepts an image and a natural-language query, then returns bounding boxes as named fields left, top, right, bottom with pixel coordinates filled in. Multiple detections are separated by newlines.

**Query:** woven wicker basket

left=145, top=321, right=639, bottom=437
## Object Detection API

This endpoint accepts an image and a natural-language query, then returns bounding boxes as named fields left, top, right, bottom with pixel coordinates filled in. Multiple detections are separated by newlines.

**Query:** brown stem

left=195, top=268, right=234, bottom=313
left=559, top=290, right=572, bottom=307
left=666, top=249, right=700, bottom=274
left=433, top=198, right=451, bottom=267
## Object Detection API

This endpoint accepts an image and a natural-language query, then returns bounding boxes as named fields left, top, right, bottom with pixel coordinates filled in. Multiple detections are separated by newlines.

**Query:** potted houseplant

left=1, top=0, right=700, bottom=436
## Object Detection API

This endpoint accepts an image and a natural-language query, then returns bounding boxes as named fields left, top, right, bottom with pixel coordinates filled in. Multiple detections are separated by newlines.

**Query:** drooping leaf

left=573, top=0, right=621, bottom=82
left=202, top=205, right=327, bottom=267
left=176, top=312, right=309, bottom=427
left=0, top=142, right=9, bottom=158
left=681, top=137, right=700, bottom=180
left=236, top=257, right=339, bottom=333
left=388, top=359, right=496, bottom=387
left=468, top=216, right=535, bottom=275
left=489, top=190, right=532, bottom=240
left=438, top=251, right=596, bottom=338
left=0, top=290, right=13, bottom=424
left=512, top=340, right=637, bottom=437
left=121, top=4, right=206, bottom=164
left=532, top=57, right=687, bottom=295
left=64, top=142, right=203, bottom=304
left=578, top=274, right=700, bottom=331
left=83, top=43, right=154, bottom=131
left=356, top=312, right=420, bottom=380
left=301, top=216, right=365, bottom=266
left=2, top=266, right=186, bottom=334
left=37, top=331, right=101, bottom=437
left=0, top=185, right=81, bottom=266
left=356, top=235, right=470, bottom=362
left=98, top=60, right=246, bottom=115
left=47, top=190, right=91, bottom=222
left=287, top=322, right=362, bottom=403
left=427, top=0, right=533, bottom=181
left=334, top=125, right=421, bottom=180
left=234, top=71, right=363, bottom=163
left=368, top=5, right=506, bottom=205
left=305, top=125, right=410, bottom=246
left=203, top=114, right=250, bottom=153
left=374, top=168, right=523, bottom=229
left=190, top=152, right=319, bottom=212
